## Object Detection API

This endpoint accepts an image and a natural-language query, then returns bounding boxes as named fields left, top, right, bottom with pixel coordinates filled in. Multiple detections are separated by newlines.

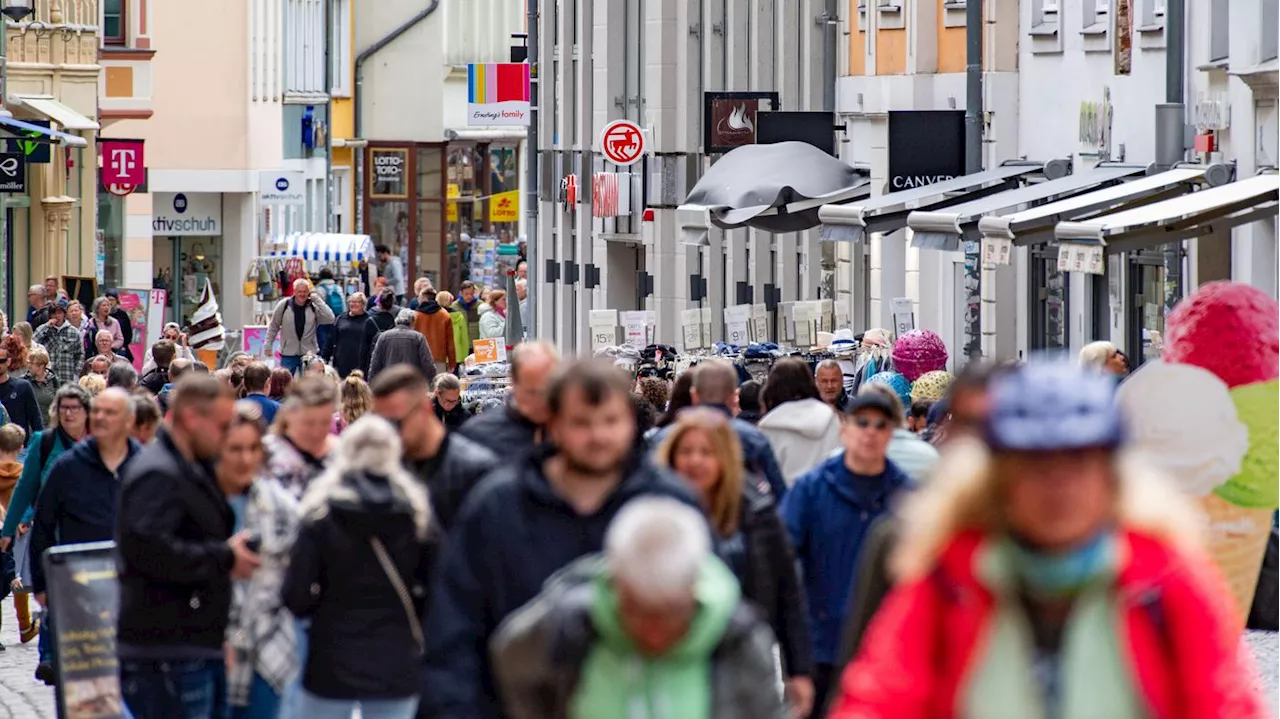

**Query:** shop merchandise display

left=889, top=329, right=948, bottom=381
left=864, top=371, right=912, bottom=408
left=909, top=370, right=954, bottom=403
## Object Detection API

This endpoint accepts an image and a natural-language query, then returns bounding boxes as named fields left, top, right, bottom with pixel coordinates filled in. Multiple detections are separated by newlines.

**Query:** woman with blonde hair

left=656, top=407, right=814, bottom=717
left=828, top=362, right=1265, bottom=719
left=26, top=348, right=60, bottom=422
left=334, top=371, right=373, bottom=433
left=1079, top=340, right=1128, bottom=376
left=264, top=377, right=336, bottom=499
left=77, top=373, right=105, bottom=397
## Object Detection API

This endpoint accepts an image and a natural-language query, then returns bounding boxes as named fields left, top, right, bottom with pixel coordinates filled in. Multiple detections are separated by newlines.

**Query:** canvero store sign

left=153, top=192, right=222, bottom=236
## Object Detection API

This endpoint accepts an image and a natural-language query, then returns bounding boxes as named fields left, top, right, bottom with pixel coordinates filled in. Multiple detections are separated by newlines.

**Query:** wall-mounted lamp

left=1, top=0, right=33, bottom=21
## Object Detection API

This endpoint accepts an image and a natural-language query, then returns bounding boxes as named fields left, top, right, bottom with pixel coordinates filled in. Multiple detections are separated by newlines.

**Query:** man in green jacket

left=490, top=497, right=786, bottom=719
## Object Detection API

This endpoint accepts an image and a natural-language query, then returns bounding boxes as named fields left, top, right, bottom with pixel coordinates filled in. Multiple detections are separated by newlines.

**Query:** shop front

left=149, top=191, right=224, bottom=327
left=363, top=139, right=521, bottom=294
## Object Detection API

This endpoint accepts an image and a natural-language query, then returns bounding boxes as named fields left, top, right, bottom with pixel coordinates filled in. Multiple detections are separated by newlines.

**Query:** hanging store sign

left=466, top=63, right=531, bottom=126
left=489, top=190, right=520, bottom=223
left=600, top=120, right=647, bottom=167
left=101, top=140, right=145, bottom=186
left=370, top=148, right=409, bottom=197
left=8, top=119, right=50, bottom=163
left=259, top=171, right=306, bottom=206
left=1057, top=242, right=1105, bottom=275
left=887, top=111, right=965, bottom=191
left=703, top=91, right=780, bottom=154
left=153, top=192, right=222, bottom=236
left=0, top=152, right=25, bottom=193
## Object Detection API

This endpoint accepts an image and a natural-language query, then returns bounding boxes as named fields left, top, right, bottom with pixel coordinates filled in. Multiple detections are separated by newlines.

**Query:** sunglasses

left=851, top=415, right=891, bottom=432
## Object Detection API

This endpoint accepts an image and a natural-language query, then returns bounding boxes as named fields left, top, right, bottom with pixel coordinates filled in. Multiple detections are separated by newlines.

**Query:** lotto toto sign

left=600, top=119, right=646, bottom=166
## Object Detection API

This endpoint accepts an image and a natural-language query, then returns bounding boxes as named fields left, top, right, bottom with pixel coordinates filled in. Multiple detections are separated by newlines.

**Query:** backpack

left=37, top=430, right=58, bottom=478
left=322, top=283, right=346, bottom=316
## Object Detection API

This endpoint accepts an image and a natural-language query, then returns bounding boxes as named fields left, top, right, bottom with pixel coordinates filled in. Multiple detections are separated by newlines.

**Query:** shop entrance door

left=153, top=236, right=223, bottom=328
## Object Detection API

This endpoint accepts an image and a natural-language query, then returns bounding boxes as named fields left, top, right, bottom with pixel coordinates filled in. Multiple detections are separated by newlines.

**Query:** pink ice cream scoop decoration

left=890, top=329, right=948, bottom=382
left=1163, top=281, right=1279, bottom=389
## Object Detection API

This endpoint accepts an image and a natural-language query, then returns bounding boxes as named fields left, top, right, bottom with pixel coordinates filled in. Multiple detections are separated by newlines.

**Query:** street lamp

left=1, top=0, right=33, bottom=22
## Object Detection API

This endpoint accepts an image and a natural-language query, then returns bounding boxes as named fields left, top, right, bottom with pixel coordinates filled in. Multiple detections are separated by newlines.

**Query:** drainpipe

left=353, top=0, right=442, bottom=230
left=967, top=0, right=987, bottom=360
left=324, top=0, right=333, bottom=232
left=525, top=0, right=538, bottom=338
left=1155, top=0, right=1185, bottom=170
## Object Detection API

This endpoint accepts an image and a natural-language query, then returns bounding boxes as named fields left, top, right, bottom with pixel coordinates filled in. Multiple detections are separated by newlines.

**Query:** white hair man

left=264, top=278, right=336, bottom=374
left=491, top=496, right=786, bottom=719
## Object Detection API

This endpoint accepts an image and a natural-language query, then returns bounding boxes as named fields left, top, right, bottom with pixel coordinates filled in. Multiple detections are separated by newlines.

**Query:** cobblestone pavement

left=1245, top=630, right=1279, bottom=717
left=0, top=595, right=55, bottom=718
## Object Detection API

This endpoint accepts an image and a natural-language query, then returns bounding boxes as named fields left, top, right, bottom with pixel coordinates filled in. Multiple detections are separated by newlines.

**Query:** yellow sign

left=489, top=190, right=520, bottom=223
left=447, top=183, right=461, bottom=199
left=473, top=338, right=505, bottom=364
left=447, top=201, right=458, bottom=222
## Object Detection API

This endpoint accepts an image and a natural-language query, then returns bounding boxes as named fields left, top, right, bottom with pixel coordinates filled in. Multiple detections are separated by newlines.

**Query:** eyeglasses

left=389, top=397, right=426, bottom=430
left=852, top=416, right=891, bottom=432
left=58, top=404, right=85, bottom=414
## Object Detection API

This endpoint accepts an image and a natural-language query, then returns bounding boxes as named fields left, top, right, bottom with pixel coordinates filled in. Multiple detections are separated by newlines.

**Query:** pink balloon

left=891, top=329, right=948, bottom=382
left=1165, top=281, right=1279, bottom=389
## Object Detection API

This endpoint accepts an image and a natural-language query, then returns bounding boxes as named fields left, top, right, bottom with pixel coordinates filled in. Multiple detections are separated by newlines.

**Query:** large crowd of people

left=0, top=271, right=1271, bottom=719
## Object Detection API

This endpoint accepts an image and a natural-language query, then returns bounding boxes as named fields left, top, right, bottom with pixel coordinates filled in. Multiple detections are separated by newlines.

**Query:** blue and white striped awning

left=266, top=233, right=376, bottom=263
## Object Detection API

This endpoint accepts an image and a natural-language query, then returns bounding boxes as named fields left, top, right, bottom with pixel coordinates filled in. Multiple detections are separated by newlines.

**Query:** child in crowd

left=0, top=423, right=35, bottom=647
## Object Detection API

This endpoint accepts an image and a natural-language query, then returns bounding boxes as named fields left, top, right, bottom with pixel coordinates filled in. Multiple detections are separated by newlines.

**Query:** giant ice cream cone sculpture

left=1119, top=281, right=1279, bottom=628
left=188, top=278, right=226, bottom=355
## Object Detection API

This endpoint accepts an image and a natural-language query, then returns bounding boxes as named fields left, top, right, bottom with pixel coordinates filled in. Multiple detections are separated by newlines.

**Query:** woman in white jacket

left=757, top=357, right=843, bottom=485
left=478, top=289, right=508, bottom=340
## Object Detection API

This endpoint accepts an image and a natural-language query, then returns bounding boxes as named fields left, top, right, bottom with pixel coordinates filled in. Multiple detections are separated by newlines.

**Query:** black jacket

left=433, top=396, right=472, bottom=432
left=369, top=327, right=436, bottom=383
left=324, top=311, right=379, bottom=378
left=29, top=437, right=141, bottom=594
left=421, top=446, right=702, bottom=719
left=0, top=377, right=43, bottom=437
left=370, top=306, right=402, bottom=333
left=115, top=429, right=236, bottom=654
left=404, top=432, right=499, bottom=532
left=454, top=399, right=539, bottom=457
left=110, top=307, right=134, bottom=360
left=734, top=481, right=813, bottom=679
left=139, top=366, right=168, bottom=395
left=282, top=471, right=434, bottom=700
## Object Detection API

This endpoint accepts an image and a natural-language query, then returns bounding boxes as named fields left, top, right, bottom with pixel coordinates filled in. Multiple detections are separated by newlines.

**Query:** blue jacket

left=29, top=436, right=141, bottom=594
left=2, top=428, right=75, bottom=536
left=781, top=453, right=912, bottom=664
left=650, top=404, right=788, bottom=500
left=421, top=446, right=702, bottom=719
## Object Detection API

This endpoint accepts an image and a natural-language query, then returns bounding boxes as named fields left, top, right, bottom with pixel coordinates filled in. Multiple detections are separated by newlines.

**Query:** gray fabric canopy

left=682, top=141, right=870, bottom=233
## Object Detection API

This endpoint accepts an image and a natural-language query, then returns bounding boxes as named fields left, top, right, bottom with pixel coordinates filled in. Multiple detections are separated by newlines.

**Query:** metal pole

left=323, top=0, right=333, bottom=232
left=525, top=0, right=539, bottom=338
left=964, top=0, right=983, bottom=174
left=1155, top=0, right=1185, bottom=170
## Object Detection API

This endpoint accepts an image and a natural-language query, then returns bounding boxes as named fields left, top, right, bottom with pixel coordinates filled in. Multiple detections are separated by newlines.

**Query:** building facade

left=97, top=0, right=334, bottom=330
left=535, top=0, right=840, bottom=350
left=355, top=0, right=526, bottom=293
left=2, top=0, right=103, bottom=317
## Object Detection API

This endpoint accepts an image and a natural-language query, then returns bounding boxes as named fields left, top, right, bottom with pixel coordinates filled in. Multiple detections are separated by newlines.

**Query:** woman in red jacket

left=829, top=361, right=1266, bottom=719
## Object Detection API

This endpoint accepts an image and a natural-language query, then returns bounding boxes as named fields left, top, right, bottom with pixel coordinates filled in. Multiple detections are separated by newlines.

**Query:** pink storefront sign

left=101, top=140, right=145, bottom=186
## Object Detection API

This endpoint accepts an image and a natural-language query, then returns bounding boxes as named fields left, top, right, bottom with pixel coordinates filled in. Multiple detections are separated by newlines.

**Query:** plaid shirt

left=226, top=477, right=301, bottom=705
left=32, top=321, right=83, bottom=382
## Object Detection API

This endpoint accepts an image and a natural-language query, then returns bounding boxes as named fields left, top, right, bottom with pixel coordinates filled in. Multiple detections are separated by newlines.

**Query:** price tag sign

left=1085, top=246, right=1105, bottom=275
left=681, top=308, right=703, bottom=350
left=590, top=326, right=616, bottom=351
left=751, top=303, right=769, bottom=343
left=890, top=297, right=915, bottom=339
left=723, top=304, right=752, bottom=346
left=793, top=303, right=816, bottom=348
left=473, top=338, right=506, bottom=364
left=621, top=310, right=648, bottom=348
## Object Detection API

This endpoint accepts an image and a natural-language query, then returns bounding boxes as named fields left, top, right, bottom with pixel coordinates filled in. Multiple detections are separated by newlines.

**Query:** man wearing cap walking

left=780, top=391, right=913, bottom=715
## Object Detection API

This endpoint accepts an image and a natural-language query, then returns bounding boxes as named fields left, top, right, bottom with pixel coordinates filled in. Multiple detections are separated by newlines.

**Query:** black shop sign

left=887, top=110, right=966, bottom=191
left=44, top=541, right=126, bottom=719
left=370, top=148, right=408, bottom=198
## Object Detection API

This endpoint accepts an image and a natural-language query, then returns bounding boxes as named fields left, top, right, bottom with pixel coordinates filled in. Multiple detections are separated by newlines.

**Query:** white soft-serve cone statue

left=188, top=278, right=226, bottom=351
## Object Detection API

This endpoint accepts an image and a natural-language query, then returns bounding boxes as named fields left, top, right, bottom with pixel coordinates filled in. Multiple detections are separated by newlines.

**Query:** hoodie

left=757, top=398, right=844, bottom=485
left=0, top=460, right=21, bottom=509
left=413, top=300, right=456, bottom=367
left=30, top=436, right=141, bottom=593
left=489, top=555, right=787, bottom=719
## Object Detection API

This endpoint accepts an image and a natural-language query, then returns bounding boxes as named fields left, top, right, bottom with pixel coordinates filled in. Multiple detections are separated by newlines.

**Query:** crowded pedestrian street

left=0, top=0, right=1276, bottom=717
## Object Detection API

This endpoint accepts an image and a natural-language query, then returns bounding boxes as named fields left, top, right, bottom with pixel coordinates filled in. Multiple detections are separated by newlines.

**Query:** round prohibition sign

left=600, top=119, right=646, bottom=167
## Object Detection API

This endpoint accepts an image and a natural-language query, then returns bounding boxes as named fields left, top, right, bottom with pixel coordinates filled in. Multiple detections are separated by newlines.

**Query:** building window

left=103, top=0, right=125, bottom=44
left=330, top=0, right=352, bottom=96
left=1263, top=0, right=1278, bottom=60
left=1209, top=0, right=1230, bottom=62
left=1042, top=0, right=1060, bottom=14
left=331, top=166, right=351, bottom=233
left=286, top=0, right=326, bottom=95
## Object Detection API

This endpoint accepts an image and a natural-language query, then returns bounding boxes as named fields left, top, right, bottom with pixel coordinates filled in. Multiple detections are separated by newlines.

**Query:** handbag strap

left=369, top=536, right=424, bottom=655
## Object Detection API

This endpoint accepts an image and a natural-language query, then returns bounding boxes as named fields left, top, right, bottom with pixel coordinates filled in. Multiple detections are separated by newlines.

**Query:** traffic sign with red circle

left=600, top=119, right=646, bottom=167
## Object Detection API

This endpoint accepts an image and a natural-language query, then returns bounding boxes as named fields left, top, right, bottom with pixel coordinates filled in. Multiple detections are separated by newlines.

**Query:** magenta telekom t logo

left=110, top=147, right=136, bottom=177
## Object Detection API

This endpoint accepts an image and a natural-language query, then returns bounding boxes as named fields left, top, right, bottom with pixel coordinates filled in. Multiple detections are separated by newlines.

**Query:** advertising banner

left=467, top=63, right=531, bottom=126
left=489, top=190, right=519, bottom=223
left=101, top=140, right=145, bottom=186
left=887, top=111, right=966, bottom=191
left=117, top=289, right=150, bottom=372
left=242, top=325, right=282, bottom=366
left=44, top=541, right=125, bottom=719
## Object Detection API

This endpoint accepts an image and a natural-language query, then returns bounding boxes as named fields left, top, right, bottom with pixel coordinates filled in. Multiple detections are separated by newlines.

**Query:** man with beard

left=370, top=365, right=499, bottom=531
left=115, top=375, right=258, bottom=719
left=421, top=359, right=701, bottom=719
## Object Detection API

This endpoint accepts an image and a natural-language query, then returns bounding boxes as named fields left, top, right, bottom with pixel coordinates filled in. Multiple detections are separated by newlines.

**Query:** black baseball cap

left=845, top=392, right=895, bottom=418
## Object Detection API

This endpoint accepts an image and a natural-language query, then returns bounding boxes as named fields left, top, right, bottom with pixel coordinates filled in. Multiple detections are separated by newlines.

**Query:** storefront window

left=369, top=201, right=411, bottom=284
left=489, top=146, right=518, bottom=193
left=1030, top=249, right=1069, bottom=353
left=417, top=148, right=442, bottom=200
left=417, top=202, right=443, bottom=289
left=97, top=193, right=125, bottom=292
left=1127, top=243, right=1184, bottom=366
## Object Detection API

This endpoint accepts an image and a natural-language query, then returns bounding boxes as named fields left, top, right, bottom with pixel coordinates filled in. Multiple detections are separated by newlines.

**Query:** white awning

left=266, top=233, right=376, bottom=263
left=978, top=166, right=1207, bottom=246
left=1055, top=173, right=1280, bottom=251
left=907, top=164, right=1148, bottom=251
left=8, top=95, right=99, bottom=131
left=818, top=162, right=1045, bottom=243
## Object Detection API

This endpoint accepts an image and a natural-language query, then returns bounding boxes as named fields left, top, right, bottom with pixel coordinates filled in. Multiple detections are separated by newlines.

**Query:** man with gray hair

left=29, top=387, right=141, bottom=606
left=264, top=278, right=336, bottom=374
left=492, top=496, right=786, bottom=719
left=26, top=284, right=49, bottom=328
left=368, top=308, right=436, bottom=381
left=648, top=358, right=788, bottom=499
left=107, top=360, right=139, bottom=391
